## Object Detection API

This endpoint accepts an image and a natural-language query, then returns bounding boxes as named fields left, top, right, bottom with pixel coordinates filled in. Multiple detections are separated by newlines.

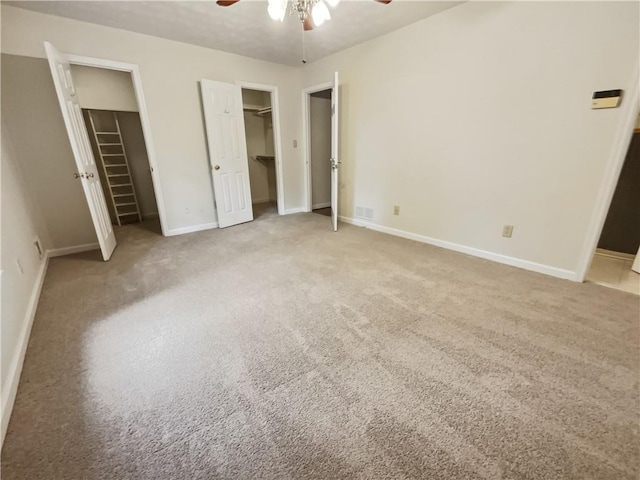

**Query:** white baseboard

left=339, top=216, right=577, bottom=281
left=166, top=222, right=218, bottom=236
left=312, top=202, right=331, bottom=210
left=595, top=248, right=636, bottom=261
left=284, top=207, right=307, bottom=215
left=47, top=243, right=99, bottom=258
left=1, top=256, right=49, bottom=448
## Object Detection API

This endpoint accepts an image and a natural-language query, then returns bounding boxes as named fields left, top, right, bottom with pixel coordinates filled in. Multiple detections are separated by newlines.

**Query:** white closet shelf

left=117, top=212, right=139, bottom=217
left=99, top=143, right=122, bottom=146
left=108, top=174, right=129, bottom=177
left=95, top=131, right=119, bottom=134
left=102, top=153, right=125, bottom=157
left=113, top=193, right=134, bottom=197
left=116, top=202, right=137, bottom=207
left=105, top=164, right=127, bottom=167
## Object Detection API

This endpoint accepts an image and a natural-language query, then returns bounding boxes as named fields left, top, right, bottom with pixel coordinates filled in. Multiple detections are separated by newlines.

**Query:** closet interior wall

left=82, top=109, right=159, bottom=225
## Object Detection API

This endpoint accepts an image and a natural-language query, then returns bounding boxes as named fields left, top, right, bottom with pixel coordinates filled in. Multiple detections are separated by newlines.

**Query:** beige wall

left=310, top=95, right=332, bottom=208
left=303, top=1, right=639, bottom=274
left=1, top=125, right=50, bottom=444
left=71, top=65, right=138, bottom=112
left=1, top=53, right=97, bottom=249
left=1, top=5, right=304, bottom=238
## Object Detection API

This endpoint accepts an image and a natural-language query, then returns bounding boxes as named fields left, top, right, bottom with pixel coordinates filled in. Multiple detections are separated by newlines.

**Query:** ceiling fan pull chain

left=301, top=28, right=307, bottom=64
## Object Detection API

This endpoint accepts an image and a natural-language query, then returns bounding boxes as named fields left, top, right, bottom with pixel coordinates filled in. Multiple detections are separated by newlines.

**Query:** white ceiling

left=6, top=0, right=462, bottom=66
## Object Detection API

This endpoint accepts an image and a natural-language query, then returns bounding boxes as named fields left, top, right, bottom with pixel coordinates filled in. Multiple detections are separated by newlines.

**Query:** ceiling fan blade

left=216, top=0, right=240, bottom=6
left=374, top=0, right=392, bottom=3
left=303, top=16, right=314, bottom=31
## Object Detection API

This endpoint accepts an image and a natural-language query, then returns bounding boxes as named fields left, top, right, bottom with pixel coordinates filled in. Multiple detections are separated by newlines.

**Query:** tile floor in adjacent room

left=586, top=251, right=640, bottom=295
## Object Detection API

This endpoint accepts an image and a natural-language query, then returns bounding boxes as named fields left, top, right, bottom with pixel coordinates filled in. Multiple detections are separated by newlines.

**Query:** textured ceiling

left=6, top=0, right=462, bottom=66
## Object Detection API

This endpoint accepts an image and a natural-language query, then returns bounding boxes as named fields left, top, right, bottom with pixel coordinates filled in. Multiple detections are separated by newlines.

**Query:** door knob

left=214, top=165, right=221, bottom=170
left=73, top=173, right=85, bottom=179
left=85, top=172, right=94, bottom=178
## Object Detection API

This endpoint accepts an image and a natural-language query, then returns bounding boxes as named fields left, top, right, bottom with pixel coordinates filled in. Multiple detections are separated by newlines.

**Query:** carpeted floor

left=2, top=210, right=638, bottom=479
left=313, top=207, right=332, bottom=217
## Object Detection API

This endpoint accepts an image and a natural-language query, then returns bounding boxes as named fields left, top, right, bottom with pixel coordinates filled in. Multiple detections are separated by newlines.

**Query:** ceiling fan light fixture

left=311, top=0, right=330, bottom=27
left=267, top=0, right=287, bottom=21
left=325, top=0, right=340, bottom=8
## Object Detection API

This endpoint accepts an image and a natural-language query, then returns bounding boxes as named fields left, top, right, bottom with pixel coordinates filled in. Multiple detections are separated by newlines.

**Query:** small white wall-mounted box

left=592, top=89, right=622, bottom=109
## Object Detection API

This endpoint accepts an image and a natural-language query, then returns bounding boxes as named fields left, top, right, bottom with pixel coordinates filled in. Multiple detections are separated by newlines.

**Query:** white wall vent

left=355, top=206, right=374, bottom=220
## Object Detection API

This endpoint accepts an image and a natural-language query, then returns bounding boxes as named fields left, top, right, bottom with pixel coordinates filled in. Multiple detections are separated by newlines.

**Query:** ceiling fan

left=216, top=0, right=392, bottom=31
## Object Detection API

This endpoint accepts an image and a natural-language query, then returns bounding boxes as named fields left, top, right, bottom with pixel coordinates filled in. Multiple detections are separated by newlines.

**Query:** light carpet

left=2, top=206, right=638, bottom=479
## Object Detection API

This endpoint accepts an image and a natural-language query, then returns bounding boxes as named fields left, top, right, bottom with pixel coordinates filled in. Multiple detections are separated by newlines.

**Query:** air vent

left=355, top=206, right=374, bottom=220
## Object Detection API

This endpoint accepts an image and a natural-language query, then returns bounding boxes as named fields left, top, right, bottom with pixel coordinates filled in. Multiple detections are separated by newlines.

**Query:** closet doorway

left=81, top=109, right=159, bottom=229
left=303, top=73, right=340, bottom=231
left=585, top=116, right=640, bottom=294
left=69, top=64, right=162, bottom=237
left=45, top=42, right=166, bottom=260
left=306, top=88, right=332, bottom=218
left=241, top=87, right=278, bottom=219
left=238, top=82, right=285, bottom=219
left=200, top=80, right=285, bottom=227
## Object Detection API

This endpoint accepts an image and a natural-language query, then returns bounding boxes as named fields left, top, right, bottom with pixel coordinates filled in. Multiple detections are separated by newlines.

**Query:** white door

left=200, top=79, right=253, bottom=228
left=330, top=71, right=340, bottom=232
left=44, top=42, right=116, bottom=261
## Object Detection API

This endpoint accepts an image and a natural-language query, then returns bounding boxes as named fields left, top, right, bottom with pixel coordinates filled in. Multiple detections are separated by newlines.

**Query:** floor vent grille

left=355, top=207, right=374, bottom=220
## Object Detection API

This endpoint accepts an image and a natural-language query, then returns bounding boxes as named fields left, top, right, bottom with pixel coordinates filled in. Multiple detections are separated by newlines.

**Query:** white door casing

left=632, top=246, right=640, bottom=274
left=201, top=79, right=254, bottom=228
left=330, top=71, right=340, bottom=232
left=44, top=42, right=116, bottom=261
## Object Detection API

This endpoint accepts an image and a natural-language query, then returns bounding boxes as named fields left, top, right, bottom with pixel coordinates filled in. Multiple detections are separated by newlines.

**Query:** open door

left=44, top=42, right=116, bottom=260
left=201, top=79, right=254, bottom=228
left=330, top=72, right=340, bottom=232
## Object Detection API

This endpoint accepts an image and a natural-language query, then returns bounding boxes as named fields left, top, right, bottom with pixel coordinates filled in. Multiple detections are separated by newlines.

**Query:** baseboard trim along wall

left=165, top=222, right=219, bottom=236
left=47, top=243, right=100, bottom=258
left=0, top=257, right=49, bottom=448
left=312, top=202, right=331, bottom=209
left=339, top=216, right=578, bottom=282
left=284, top=207, right=307, bottom=215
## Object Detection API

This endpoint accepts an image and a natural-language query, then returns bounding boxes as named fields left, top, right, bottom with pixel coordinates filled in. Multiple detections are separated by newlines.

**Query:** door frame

left=575, top=72, right=640, bottom=282
left=65, top=53, right=169, bottom=236
left=235, top=81, right=285, bottom=215
left=302, top=82, right=333, bottom=213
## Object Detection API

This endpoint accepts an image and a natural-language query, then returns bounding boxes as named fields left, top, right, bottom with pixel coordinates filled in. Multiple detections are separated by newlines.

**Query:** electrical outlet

left=393, top=205, right=400, bottom=216
left=502, top=225, right=514, bottom=238
left=293, top=140, right=298, bottom=148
